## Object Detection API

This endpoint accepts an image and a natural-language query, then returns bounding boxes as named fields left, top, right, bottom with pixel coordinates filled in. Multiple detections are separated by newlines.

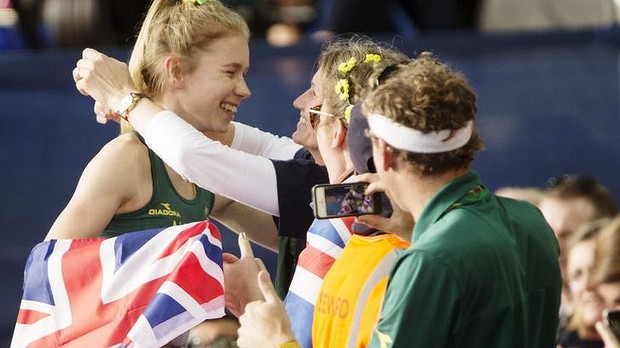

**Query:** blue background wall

left=1, top=30, right=620, bottom=344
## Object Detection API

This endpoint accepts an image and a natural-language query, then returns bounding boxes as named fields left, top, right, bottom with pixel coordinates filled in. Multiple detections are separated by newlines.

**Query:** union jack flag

left=284, top=216, right=355, bottom=348
left=11, top=221, right=226, bottom=348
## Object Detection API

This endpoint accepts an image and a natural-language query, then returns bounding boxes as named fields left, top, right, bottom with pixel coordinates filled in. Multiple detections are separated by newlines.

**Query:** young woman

left=46, top=0, right=278, bottom=345
left=47, top=0, right=278, bottom=248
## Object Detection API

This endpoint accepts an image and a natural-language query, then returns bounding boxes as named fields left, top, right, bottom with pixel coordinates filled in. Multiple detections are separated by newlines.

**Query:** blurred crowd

left=496, top=175, right=620, bottom=347
left=1, top=0, right=620, bottom=50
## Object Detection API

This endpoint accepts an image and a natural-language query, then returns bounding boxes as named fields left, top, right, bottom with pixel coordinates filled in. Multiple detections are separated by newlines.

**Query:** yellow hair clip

left=344, top=104, right=354, bottom=124
left=364, top=53, right=382, bottom=63
left=338, top=57, right=358, bottom=76
left=187, top=0, right=208, bottom=5
left=335, top=78, right=350, bottom=102
left=332, top=53, right=381, bottom=126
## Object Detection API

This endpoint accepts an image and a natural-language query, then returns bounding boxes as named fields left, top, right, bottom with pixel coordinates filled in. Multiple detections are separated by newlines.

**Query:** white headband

left=367, top=113, right=473, bottom=153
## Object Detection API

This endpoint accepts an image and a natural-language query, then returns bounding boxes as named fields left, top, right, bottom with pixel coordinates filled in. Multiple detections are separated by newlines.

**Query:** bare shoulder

left=100, top=132, right=148, bottom=158
left=85, top=132, right=150, bottom=185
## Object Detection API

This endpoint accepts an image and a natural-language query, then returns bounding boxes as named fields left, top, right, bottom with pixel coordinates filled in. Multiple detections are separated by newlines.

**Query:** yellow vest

left=312, top=234, right=409, bottom=347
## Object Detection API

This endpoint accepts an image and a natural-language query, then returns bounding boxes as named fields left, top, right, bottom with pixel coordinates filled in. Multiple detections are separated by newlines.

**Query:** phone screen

left=312, top=182, right=381, bottom=219
left=604, top=309, right=620, bottom=340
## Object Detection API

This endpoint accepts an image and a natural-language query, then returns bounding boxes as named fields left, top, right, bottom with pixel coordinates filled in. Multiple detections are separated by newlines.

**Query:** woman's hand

left=73, top=48, right=135, bottom=122
left=237, top=271, right=296, bottom=347
left=222, top=233, right=265, bottom=317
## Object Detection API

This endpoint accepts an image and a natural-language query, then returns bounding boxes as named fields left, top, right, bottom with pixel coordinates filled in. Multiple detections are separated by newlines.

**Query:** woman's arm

left=141, top=111, right=281, bottom=216
left=210, top=195, right=279, bottom=251
left=231, top=122, right=301, bottom=160
left=45, top=135, right=146, bottom=240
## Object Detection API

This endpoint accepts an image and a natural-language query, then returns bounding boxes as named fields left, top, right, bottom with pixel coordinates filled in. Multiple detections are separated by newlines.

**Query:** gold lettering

left=317, top=292, right=349, bottom=319
left=147, top=208, right=181, bottom=217
left=339, top=297, right=349, bottom=318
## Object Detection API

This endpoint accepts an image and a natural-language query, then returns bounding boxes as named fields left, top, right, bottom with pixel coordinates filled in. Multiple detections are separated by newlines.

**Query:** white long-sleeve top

left=142, top=110, right=302, bottom=217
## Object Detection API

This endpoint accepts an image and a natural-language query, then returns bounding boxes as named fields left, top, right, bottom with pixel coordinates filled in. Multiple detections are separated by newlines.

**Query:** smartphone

left=312, top=182, right=382, bottom=219
left=604, top=309, right=620, bottom=340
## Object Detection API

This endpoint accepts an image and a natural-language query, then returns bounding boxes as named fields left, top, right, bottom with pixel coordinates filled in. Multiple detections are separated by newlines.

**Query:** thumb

left=355, top=214, right=383, bottom=229
left=257, top=270, right=278, bottom=303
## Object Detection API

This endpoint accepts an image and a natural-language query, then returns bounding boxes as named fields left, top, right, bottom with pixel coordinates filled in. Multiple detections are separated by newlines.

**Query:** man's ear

left=379, top=138, right=395, bottom=172
left=164, top=56, right=184, bottom=88
left=331, top=121, right=347, bottom=149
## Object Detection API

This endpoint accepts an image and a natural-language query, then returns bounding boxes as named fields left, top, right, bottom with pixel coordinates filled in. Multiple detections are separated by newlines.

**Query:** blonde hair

left=564, top=218, right=611, bottom=336
left=318, top=36, right=408, bottom=127
left=594, top=214, right=620, bottom=285
left=123, top=0, right=249, bottom=132
left=362, top=52, right=483, bottom=175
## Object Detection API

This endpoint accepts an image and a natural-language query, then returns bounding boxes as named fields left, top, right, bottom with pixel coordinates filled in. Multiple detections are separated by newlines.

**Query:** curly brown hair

left=362, top=52, right=483, bottom=175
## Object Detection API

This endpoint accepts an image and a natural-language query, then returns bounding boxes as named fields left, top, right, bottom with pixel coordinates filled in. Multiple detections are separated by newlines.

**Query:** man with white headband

left=360, top=52, right=562, bottom=347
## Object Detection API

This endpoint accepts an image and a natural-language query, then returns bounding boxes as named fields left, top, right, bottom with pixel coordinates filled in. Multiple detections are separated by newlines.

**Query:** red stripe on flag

left=296, top=246, right=336, bottom=278
left=159, top=221, right=209, bottom=259
left=340, top=217, right=355, bottom=231
left=16, top=309, right=50, bottom=325
left=168, top=251, right=224, bottom=304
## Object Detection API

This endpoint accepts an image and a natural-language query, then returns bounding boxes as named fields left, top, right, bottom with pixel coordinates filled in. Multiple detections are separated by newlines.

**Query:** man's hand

left=237, top=271, right=296, bottom=348
left=223, top=233, right=264, bottom=317
left=350, top=173, right=414, bottom=242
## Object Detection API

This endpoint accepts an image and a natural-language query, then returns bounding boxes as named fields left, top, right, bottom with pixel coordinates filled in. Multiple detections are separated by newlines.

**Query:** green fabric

left=100, top=138, right=214, bottom=237
left=369, top=172, right=562, bottom=347
left=275, top=235, right=306, bottom=299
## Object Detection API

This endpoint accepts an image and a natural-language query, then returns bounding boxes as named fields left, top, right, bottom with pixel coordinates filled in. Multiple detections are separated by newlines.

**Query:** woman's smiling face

left=291, top=69, right=325, bottom=151
left=167, top=34, right=251, bottom=133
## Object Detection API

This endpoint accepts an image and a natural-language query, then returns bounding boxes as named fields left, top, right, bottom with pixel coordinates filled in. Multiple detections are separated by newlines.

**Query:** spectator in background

left=538, top=175, right=617, bottom=320
left=557, top=219, right=610, bottom=348
left=539, top=175, right=617, bottom=259
left=495, top=185, right=544, bottom=206
left=592, top=215, right=620, bottom=348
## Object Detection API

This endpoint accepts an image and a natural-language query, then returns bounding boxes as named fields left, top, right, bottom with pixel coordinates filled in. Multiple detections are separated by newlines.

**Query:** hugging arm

left=231, top=122, right=301, bottom=160
left=141, top=111, right=283, bottom=216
